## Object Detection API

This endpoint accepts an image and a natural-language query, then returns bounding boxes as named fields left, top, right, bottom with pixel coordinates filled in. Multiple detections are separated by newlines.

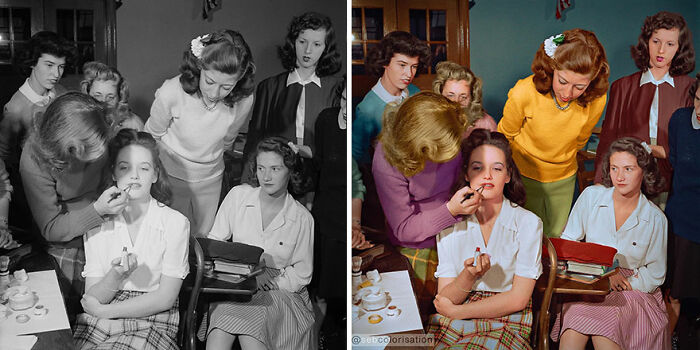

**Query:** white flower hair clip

left=190, top=34, right=210, bottom=59
left=544, top=33, right=565, bottom=58
left=640, top=141, right=653, bottom=154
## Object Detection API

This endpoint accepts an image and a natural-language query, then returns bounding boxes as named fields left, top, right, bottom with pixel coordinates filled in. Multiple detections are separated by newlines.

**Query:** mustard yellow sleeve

left=497, top=80, right=528, bottom=142
left=575, top=94, right=607, bottom=150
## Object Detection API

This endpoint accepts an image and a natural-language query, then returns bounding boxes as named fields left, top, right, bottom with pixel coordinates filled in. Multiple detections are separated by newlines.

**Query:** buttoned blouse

left=435, top=198, right=543, bottom=292
left=561, top=185, right=667, bottom=293
left=82, top=198, right=190, bottom=292
left=207, top=184, right=314, bottom=293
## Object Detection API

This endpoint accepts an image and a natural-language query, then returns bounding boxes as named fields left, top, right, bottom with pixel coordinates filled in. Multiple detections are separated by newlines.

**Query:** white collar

left=338, top=108, right=346, bottom=130
left=286, top=68, right=321, bottom=88
left=639, top=69, right=675, bottom=88
left=19, top=79, right=56, bottom=107
left=692, top=108, right=700, bottom=130
left=371, top=78, right=409, bottom=104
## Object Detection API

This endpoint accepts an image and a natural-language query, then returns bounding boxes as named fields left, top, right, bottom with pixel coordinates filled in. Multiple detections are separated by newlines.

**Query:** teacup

left=386, top=305, right=401, bottom=317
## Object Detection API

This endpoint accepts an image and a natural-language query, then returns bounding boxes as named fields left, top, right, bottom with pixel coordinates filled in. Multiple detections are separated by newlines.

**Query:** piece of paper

left=352, top=270, right=423, bottom=336
left=0, top=334, right=37, bottom=350
left=0, top=270, right=71, bottom=336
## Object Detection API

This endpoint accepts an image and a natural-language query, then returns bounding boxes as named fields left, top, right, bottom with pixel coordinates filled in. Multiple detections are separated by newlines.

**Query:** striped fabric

left=47, top=245, right=85, bottom=323
left=73, top=290, right=180, bottom=350
left=427, top=291, right=533, bottom=349
left=550, top=268, right=670, bottom=349
left=197, top=269, right=315, bottom=349
left=398, top=246, right=439, bottom=321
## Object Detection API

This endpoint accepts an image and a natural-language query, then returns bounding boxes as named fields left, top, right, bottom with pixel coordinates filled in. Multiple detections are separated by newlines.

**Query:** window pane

left=351, top=8, right=361, bottom=41
left=429, top=10, right=446, bottom=41
left=409, top=9, right=427, bottom=41
left=76, top=43, right=94, bottom=72
left=352, top=64, right=365, bottom=75
left=76, top=10, right=93, bottom=41
left=0, top=42, right=10, bottom=61
left=352, top=43, right=364, bottom=61
left=366, top=43, right=378, bottom=57
left=56, top=9, right=74, bottom=40
left=0, top=8, right=9, bottom=42
left=430, top=44, right=447, bottom=73
left=364, top=8, right=383, bottom=40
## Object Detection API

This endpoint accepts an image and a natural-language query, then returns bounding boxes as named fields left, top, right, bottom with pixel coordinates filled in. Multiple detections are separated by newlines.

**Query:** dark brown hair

left=531, top=28, right=609, bottom=107
left=688, top=72, right=700, bottom=99
left=246, top=137, right=312, bottom=196
left=600, top=137, right=665, bottom=198
left=365, top=31, right=431, bottom=77
left=453, top=129, right=526, bottom=207
left=631, top=11, right=695, bottom=76
left=179, top=29, right=255, bottom=106
left=16, top=31, right=73, bottom=76
left=277, top=12, right=341, bottom=77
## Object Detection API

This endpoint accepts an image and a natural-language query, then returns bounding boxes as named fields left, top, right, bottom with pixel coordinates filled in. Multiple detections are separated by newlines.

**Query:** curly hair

left=452, top=129, right=526, bottom=207
left=432, top=61, right=485, bottom=126
left=15, top=31, right=73, bottom=77
left=379, top=92, right=467, bottom=177
left=179, top=29, right=255, bottom=106
left=26, top=92, right=110, bottom=172
left=80, top=61, right=129, bottom=106
left=365, top=31, right=431, bottom=77
left=246, top=137, right=312, bottom=196
left=600, top=137, right=665, bottom=198
left=631, top=11, right=695, bottom=76
left=277, top=12, right=341, bottom=77
left=531, top=28, right=609, bottom=107
left=690, top=72, right=700, bottom=99
left=105, top=128, right=172, bottom=206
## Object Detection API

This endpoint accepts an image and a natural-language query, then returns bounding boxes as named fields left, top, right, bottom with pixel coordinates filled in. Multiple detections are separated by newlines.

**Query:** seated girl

left=552, top=137, right=668, bottom=350
left=427, top=129, right=543, bottom=349
left=81, top=61, right=144, bottom=131
left=198, top=137, right=314, bottom=350
left=73, top=129, right=190, bottom=350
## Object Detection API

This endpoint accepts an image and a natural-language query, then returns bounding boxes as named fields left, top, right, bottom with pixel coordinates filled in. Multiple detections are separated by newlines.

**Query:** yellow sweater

left=497, top=75, right=606, bottom=182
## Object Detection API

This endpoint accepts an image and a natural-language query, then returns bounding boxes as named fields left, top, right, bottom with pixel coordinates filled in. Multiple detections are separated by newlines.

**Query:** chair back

left=178, top=235, right=205, bottom=350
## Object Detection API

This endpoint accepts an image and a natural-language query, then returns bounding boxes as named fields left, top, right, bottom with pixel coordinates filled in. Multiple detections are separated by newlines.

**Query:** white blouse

left=207, top=184, right=314, bottom=293
left=82, top=198, right=190, bottom=292
left=562, top=185, right=667, bottom=293
left=435, top=198, right=543, bottom=292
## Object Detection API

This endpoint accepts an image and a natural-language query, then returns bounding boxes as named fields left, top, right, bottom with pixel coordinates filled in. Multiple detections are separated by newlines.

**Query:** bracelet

left=0, top=216, right=8, bottom=228
left=352, top=218, right=361, bottom=225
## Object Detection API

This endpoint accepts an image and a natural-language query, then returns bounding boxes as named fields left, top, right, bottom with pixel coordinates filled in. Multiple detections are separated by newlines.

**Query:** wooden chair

left=179, top=235, right=205, bottom=350
left=576, top=127, right=601, bottom=191
left=532, top=237, right=558, bottom=350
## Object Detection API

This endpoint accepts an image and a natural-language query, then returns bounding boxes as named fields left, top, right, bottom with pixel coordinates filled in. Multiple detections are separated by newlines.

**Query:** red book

left=544, top=238, right=617, bottom=267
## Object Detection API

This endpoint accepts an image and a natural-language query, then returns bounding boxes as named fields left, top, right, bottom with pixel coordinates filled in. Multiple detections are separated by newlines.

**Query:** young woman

left=243, top=12, right=342, bottom=174
left=144, top=29, right=255, bottom=236
left=199, top=137, right=314, bottom=350
left=432, top=61, right=497, bottom=138
left=352, top=30, right=430, bottom=165
left=73, top=129, right=189, bottom=350
left=595, top=12, right=695, bottom=204
left=666, top=74, right=700, bottom=342
left=20, top=92, right=129, bottom=321
left=427, top=129, right=542, bottom=349
left=552, top=137, right=668, bottom=350
left=497, top=28, right=609, bottom=237
left=372, top=92, right=473, bottom=319
left=81, top=61, right=144, bottom=131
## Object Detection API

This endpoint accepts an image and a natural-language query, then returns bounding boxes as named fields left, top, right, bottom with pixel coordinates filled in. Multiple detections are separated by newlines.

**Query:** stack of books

left=547, top=238, right=618, bottom=284
left=197, top=238, right=265, bottom=284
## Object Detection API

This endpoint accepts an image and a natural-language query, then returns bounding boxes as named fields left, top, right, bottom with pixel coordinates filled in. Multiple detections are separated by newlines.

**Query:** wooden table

left=535, top=267, right=610, bottom=350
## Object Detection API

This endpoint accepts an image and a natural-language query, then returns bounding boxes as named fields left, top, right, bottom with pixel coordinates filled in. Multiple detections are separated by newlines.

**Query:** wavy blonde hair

left=379, top=92, right=467, bottom=177
left=432, top=61, right=485, bottom=126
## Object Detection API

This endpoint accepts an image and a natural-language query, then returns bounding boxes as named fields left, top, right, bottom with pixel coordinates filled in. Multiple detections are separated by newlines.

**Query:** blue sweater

left=666, top=107, right=700, bottom=243
left=351, top=84, right=420, bottom=164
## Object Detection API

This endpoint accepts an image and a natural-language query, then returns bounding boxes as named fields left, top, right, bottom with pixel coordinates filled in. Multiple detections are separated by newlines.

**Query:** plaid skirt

left=398, top=246, right=439, bottom=321
left=427, top=291, right=533, bottom=349
left=73, top=290, right=180, bottom=350
left=48, top=245, right=85, bottom=323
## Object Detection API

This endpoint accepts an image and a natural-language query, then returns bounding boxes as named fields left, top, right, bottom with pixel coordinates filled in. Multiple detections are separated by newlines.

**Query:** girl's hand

left=433, top=294, right=463, bottom=319
left=609, top=271, right=632, bottom=292
left=81, top=294, right=110, bottom=318
left=351, top=228, right=374, bottom=250
left=460, top=254, right=491, bottom=281
left=446, top=185, right=483, bottom=217
left=256, top=271, right=279, bottom=291
left=0, top=227, right=12, bottom=248
left=110, top=254, right=138, bottom=278
left=94, top=186, right=129, bottom=216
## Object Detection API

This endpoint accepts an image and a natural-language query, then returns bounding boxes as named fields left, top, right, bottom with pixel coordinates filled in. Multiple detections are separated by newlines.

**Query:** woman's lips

left=656, top=56, right=664, bottom=62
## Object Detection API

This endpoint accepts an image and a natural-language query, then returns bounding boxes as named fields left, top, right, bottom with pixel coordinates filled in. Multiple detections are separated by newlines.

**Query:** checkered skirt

left=427, top=291, right=533, bottom=349
left=73, top=290, right=180, bottom=350
left=398, top=246, right=439, bottom=321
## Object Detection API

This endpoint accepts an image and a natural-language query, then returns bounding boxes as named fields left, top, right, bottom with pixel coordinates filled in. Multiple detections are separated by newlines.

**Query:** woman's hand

left=649, top=145, right=666, bottom=159
left=110, top=254, right=138, bottom=279
left=433, top=294, right=463, bottom=319
left=81, top=294, right=110, bottom=318
left=94, top=186, right=129, bottom=217
left=256, top=271, right=279, bottom=291
left=459, top=254, right=491, bottom=281
left=446, top=185, right=483, bottom=217
left=609, top=271, right=632, bottom=292
left=351, top=226, right=374, bottom=250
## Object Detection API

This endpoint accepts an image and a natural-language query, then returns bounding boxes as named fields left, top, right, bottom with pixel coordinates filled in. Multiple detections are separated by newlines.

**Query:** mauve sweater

left=372, top=142, right=462, bottom=249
